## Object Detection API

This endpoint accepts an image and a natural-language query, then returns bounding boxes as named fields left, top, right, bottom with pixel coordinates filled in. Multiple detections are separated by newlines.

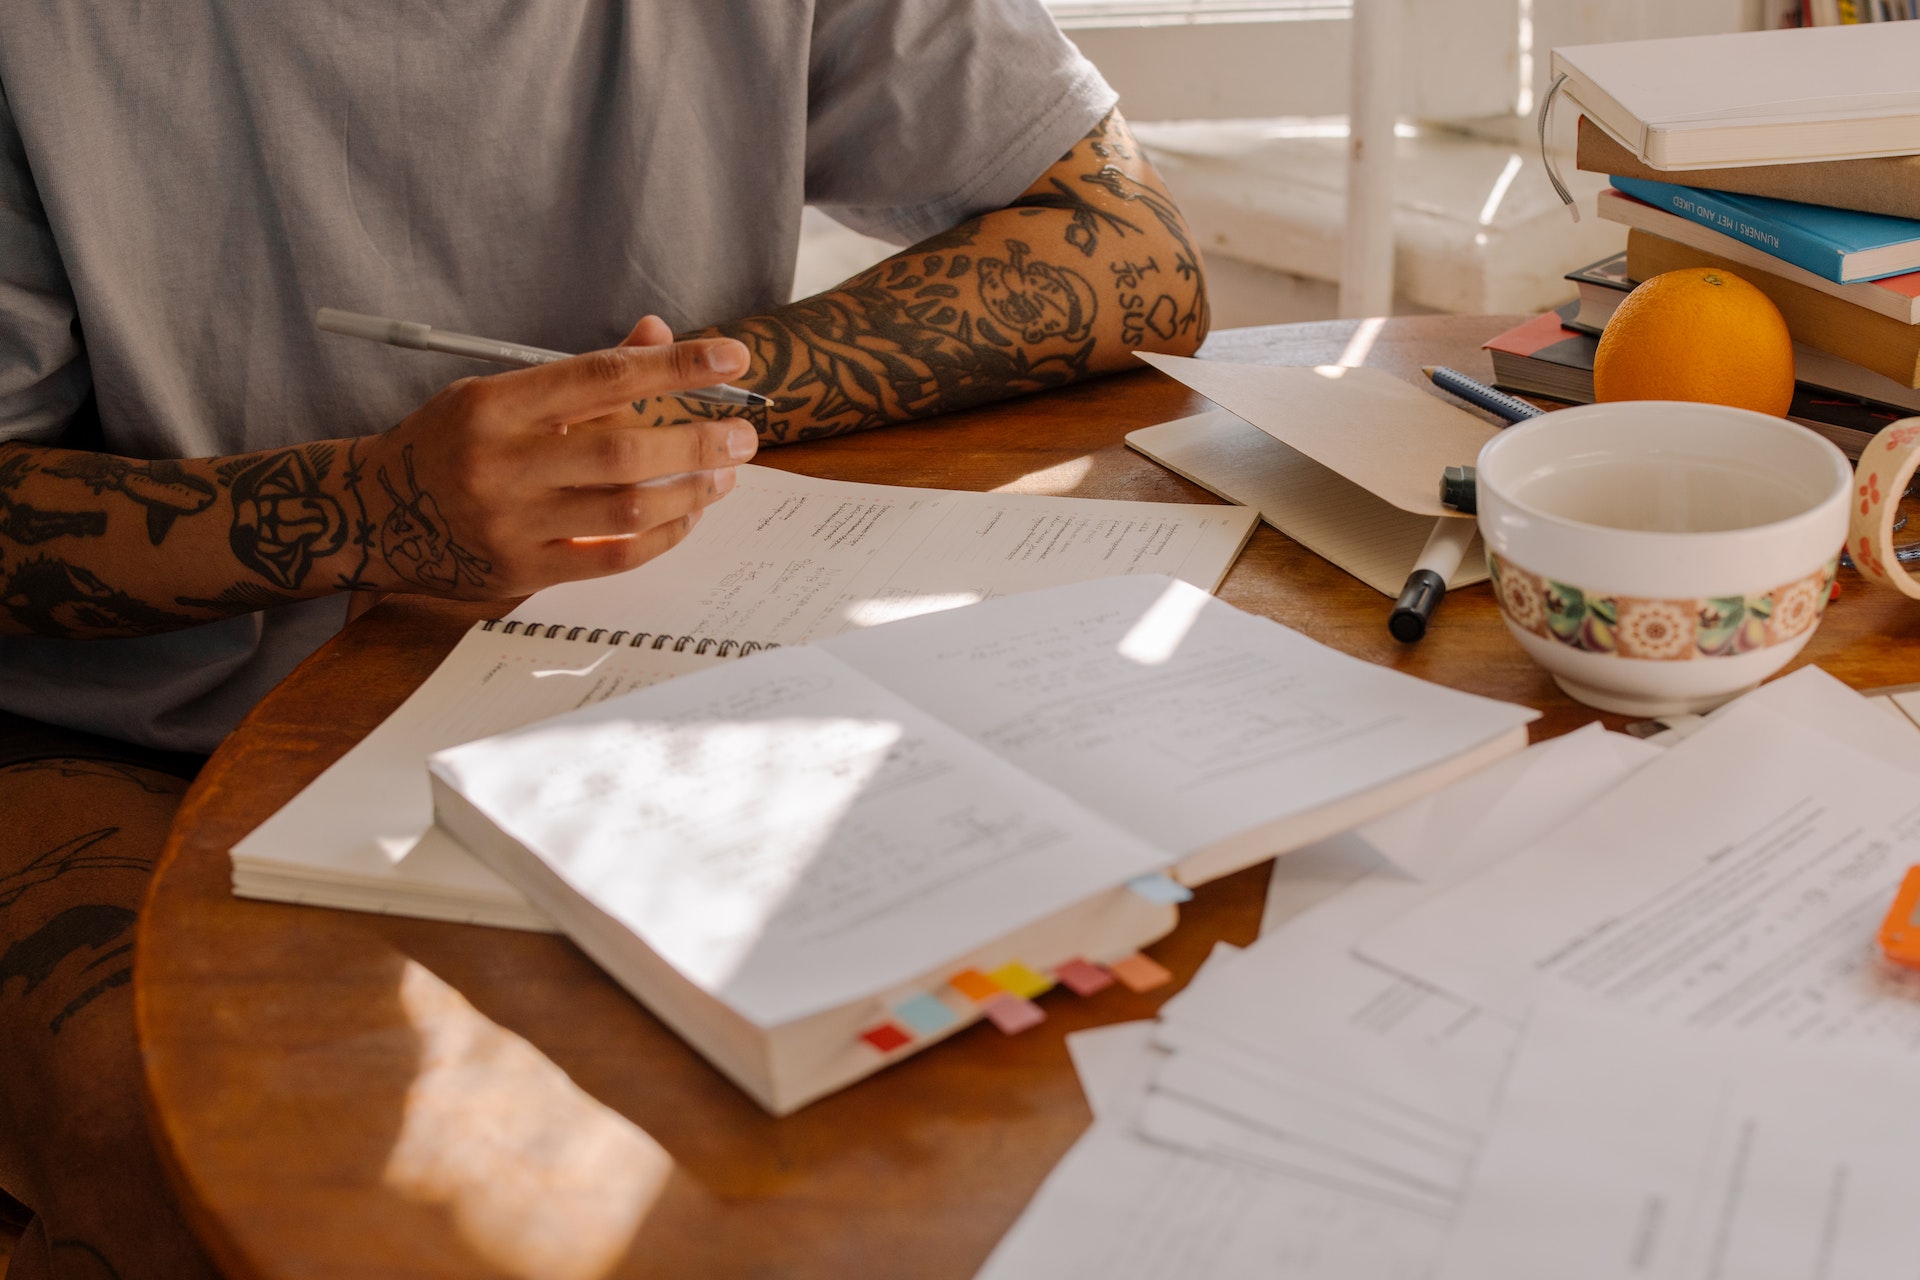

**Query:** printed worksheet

left=977, top=995, right=1446, bottom=1280
left=510, top=465, right=1257, bottom=640
left=1438, top=1004, right=1920, bottom=1280
left=1361, top=668, right=1920, bottom=1053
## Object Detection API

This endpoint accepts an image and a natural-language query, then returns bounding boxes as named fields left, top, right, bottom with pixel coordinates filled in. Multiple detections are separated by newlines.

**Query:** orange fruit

left=1592, top=267, right=1794, bottom=416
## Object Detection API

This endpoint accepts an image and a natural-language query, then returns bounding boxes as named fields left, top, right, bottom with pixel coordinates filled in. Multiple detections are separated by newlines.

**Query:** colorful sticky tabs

left=1108, top=951, right=1173, bottom=993
left=988, top=961, right=1055, bottom=1000
left=860, top=1022, right=912, bottom=1054
left=893, top=992, right=960, bottom=1036
left=1053, top=957, right=1115, bottom=997
left=982, top=993, right=1046, bottom=1035
left=948, top=969, right=1005, bottom=1003
left=1126, top=873, right=1194, bottom=905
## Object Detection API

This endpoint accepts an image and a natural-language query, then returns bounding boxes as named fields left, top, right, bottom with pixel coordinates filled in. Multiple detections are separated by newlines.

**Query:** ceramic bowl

left=1476, top=401, right=1852, bottom=716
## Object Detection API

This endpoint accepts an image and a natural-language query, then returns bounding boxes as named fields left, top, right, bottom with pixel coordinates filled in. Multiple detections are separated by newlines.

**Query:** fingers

left=539, top=506, right=710, bottom=582
left=524, top=467, right=737, bottom=542
left=526, top=418, right=757, bottom=490
left=492, top=337, right=750, bottom=429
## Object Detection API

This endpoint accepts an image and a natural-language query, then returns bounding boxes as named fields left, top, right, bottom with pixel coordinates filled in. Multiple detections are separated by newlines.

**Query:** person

left=0, top=4, right=1208, bottom=1273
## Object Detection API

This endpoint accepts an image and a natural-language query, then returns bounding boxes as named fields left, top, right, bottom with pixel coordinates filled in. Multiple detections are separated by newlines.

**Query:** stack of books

left=1483, top=21, right=1920, bottom=458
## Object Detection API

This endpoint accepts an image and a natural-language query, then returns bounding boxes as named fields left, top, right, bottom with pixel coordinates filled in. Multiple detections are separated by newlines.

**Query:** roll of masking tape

left=1849, top=418, right=1920, bottom=600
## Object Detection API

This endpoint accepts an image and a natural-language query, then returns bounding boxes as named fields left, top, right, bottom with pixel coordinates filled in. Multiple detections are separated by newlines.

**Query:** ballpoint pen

left=1388, top=367, right=1543, bottom=642
left=315, top=308, right=771, bottom=410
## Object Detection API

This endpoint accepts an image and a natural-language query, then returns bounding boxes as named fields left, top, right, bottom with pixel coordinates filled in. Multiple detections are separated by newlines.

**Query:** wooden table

left=136, top=316, right=1920, bottom=1279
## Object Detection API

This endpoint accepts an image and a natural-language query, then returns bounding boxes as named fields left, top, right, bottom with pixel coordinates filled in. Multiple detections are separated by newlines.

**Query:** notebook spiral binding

left=480, top=617, right=773, bottom=658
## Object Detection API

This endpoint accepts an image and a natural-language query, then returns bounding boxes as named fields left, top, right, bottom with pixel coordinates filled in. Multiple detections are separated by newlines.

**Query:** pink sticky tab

left=1108, top=952, right=1173, bottom=994
left=981, top=993, right=1046, bottom=1035
left=1053, top=957, right=1115, bottom=997
left=860, top=1023, right=912, bottom=1053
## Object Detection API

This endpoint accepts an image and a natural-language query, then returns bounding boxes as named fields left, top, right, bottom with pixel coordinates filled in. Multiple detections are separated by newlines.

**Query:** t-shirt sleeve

left=0, top=76, right=90, bottom=445
left=805, top=0, right=1117, bottom=246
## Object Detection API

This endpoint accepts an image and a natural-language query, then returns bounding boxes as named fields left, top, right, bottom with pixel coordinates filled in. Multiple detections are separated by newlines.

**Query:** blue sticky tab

left=1127, top=873, right=1193, bottom=905
left=893, top=992, right=960, bottom=1036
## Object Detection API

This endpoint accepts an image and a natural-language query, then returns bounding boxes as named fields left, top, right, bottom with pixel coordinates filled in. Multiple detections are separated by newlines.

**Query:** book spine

left=1626, top=229, right=1920, bottom=388
left=1611, top=177, right=1851, bottom=283
left=479, top=617, right=774, bottom=657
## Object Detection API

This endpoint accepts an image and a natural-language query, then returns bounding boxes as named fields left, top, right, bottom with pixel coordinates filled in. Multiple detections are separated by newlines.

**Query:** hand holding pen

left=318, top=311, right=761, bottom=600
left=1387, top=367, right=1542, bottom=643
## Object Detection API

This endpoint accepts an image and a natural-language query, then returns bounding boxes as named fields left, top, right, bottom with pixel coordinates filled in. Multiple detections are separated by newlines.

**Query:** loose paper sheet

left=1438, top=1004, right=1920, bottom=1280
left=1127, top=410, right=1489, bottom=597
left=1135, top=357, right=1499, bottom=518
left=1154, top=727, right=1656, bottom=1139
left=980, top=960, right=1445, bottom=1280
left=1361, top=669, right=1920, bottom=1048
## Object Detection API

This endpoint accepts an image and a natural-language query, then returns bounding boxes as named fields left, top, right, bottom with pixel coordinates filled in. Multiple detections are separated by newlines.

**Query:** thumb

left=620, top=315, right=675, bottom=349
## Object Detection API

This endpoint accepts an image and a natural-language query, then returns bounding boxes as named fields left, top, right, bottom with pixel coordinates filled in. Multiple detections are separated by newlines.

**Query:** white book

left=428, top=575, right=1536, bottom=1113
left=230, top=465, right=1259, bottom=927
left=1553, top=23, right=1920, bottom=170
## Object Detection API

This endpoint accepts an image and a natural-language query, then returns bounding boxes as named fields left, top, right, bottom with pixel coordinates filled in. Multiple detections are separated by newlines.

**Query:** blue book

left=1610, top=175, right=1920, bottom=285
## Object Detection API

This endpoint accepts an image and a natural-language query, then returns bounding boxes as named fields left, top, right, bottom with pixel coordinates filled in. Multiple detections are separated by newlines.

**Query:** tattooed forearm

left=0, top=555, right=199, bottom=635
left=42, top=453, right=214, bottom=544
left=0, top=430, right=446, bottom=637
left=705, top=108, right=1206, bottom=444
left=0, top=451, right=107, bottom=544
left=221, top=444, right=348, bottom=589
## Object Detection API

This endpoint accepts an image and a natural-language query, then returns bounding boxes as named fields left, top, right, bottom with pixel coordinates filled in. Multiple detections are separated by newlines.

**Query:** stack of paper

left=980, top=669, right=1920, bottom=1280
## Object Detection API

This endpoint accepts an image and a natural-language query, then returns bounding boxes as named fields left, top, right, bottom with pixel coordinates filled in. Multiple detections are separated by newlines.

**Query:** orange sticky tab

left=1878, top=865, right=1920, bottom=970
left=948, top=969, right=1004, bottom=1002
left=1108, top=952, right=1173, bottom=993
left=988, top=961, right=1054, bottom=1000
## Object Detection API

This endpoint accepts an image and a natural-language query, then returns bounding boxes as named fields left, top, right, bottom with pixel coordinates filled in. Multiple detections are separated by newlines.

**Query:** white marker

left=1388, top=516, right=1476, bottom=643
left=315, top=308, right=770, bottom=410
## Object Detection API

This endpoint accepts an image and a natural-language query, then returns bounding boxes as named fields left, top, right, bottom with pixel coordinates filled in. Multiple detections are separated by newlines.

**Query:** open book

left=230, top=466, right=1258, bottom=927
left=428, top=575, right=1538, bottom=1114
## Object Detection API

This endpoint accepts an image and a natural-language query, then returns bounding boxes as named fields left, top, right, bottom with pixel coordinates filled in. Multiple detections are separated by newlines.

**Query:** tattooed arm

left=0, top=329, right=758, bottom=638
left=705, top=109, right=1208, bottom=444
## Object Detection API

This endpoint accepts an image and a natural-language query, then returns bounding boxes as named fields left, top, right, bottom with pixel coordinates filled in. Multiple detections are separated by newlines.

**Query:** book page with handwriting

left=230, top=626, right=724, bottom=926
left=429, top=643, right=1170, bottom=1027
left=506, top=466, right=1256, bottom=641
left=823, top=575, right=1535, bottom=867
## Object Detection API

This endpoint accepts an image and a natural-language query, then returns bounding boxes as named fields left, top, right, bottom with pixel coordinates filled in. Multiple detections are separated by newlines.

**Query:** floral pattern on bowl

left=1487, top=551, right=1839, bottom=661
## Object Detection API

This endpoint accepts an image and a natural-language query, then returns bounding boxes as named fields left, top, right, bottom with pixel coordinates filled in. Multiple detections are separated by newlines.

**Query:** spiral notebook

left=230, top=465, right=1259, bottom=928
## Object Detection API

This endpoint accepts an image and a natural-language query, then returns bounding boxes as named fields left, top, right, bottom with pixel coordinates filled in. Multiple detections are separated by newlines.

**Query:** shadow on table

left=363, top=866, right=1269, bottom=1278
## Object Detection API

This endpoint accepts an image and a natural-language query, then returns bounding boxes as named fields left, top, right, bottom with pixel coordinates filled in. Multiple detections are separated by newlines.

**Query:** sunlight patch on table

left=384, top=962, right=669, bottom=1280
left=991, top=454, right=1095, bottom=496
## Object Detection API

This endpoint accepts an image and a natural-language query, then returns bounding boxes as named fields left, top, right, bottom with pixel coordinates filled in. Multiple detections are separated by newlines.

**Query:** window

left=1048, top=0, right=1762, bottom=125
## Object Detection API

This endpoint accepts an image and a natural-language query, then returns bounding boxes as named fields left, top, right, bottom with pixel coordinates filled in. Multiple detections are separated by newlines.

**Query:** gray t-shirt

left=0, top=2, right=1115, bottom=752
